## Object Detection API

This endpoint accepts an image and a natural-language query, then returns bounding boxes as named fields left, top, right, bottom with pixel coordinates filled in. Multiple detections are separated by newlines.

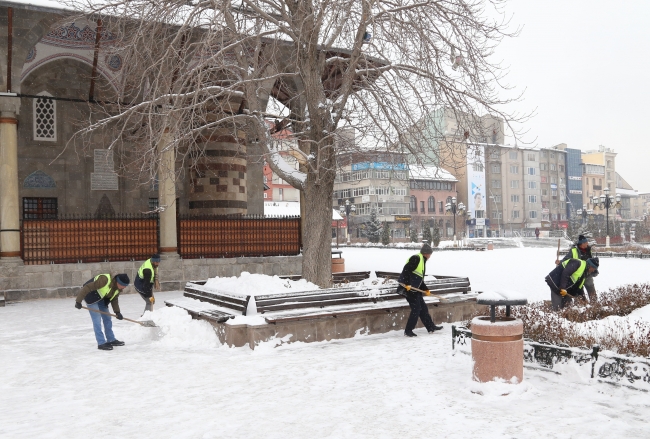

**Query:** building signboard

left=475, top=218, right=486, bottom=226
left=550, top=184, right=557, bottom=189
left=466, top=146, right=486, bottom=220
left=569, top=190, right=583, bottom=195
left=394, top=215, right=412, bottom=222
left=569, top=176, right=582, bottom=181
left=351, top=162, right=408, bottom=171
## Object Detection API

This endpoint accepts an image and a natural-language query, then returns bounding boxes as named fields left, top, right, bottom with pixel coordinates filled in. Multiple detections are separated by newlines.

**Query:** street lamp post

left=445, top=196, right=465, bottom=246
left=593, top=187, right=621, bottom=250
left=339, top=199, right=356, bottom=244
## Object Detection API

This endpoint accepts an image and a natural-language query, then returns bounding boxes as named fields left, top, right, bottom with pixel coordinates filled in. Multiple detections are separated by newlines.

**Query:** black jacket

left=560, top=245, right=593, bottom=263
left=545, top=259, right=587, bottom=297
left=397, top=254, right=429, bottom=291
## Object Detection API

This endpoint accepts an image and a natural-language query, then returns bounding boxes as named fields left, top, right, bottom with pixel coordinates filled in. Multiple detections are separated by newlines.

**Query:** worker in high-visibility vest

left=556, top=234, right=598, bottom=301
left=545, top=257, right=599, bottom=311
left=134, top=254, right=161, bottom=315
left=397, top=242, right=443, bottom=337
left=75, top=273, right=131, bottom=350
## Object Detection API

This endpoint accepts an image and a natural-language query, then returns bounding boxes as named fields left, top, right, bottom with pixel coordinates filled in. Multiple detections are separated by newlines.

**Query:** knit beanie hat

left=420, top=242, right=433, bottom=255
left=577, top=235, right=589, bottom=245
left=586, top=258, right=599, bottom=270
left=151, top=254, right=161, bottom=263
left=115, top=273, right=131, bottom=287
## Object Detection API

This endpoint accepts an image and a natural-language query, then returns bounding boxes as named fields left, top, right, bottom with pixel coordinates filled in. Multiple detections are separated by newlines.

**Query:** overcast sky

left=496, top=0, right=650, bottom=193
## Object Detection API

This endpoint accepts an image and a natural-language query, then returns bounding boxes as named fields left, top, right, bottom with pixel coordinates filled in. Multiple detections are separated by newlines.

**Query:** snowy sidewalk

left=1, top=290, right=649, bottom=439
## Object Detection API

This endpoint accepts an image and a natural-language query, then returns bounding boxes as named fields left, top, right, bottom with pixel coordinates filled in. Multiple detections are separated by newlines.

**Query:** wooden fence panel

left=177, top=215, right=301, bottom=259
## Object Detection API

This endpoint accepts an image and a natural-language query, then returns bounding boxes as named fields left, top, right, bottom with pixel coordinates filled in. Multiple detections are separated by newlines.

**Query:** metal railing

left=21, top=214, right=158, bottom=265
left=177, top=214, right=301, bottom=259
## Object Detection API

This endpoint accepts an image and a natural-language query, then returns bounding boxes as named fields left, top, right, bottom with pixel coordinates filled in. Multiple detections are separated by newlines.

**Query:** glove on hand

left=404, top=285, right=411, bottom=292
left=115, top=312, right=124, bottom=320
left=560, top=289, right=568, bottom=297
left=423, top=290, right=431, bottom=296
left=75, top=302, right=82, bottom=309
left=149, top=296, right=155, bottom=304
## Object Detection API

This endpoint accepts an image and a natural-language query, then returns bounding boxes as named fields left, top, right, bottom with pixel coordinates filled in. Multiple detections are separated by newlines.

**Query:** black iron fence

left=452, top=325, right=650, bottom=389
left=177, top=214, right=301, bottom=259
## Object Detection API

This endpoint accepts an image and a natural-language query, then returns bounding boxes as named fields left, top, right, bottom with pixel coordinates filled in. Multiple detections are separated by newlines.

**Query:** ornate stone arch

left=23, top=170, right=56, bottom=189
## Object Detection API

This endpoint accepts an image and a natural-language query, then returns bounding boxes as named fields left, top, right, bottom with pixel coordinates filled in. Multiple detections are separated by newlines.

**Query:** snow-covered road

left=1, top=247, right=649, bottom=439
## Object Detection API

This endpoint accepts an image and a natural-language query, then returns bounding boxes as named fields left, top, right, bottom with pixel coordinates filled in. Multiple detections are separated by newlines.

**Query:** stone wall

left=0, top=255, right=302, bottom=303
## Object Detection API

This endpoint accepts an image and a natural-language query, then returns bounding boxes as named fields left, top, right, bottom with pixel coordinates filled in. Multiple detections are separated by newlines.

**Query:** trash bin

left=331, top=250, right=345, bottom=273
left=487, top=240, right=494, bottom=251
left=472, top=292, right=527, bottom=383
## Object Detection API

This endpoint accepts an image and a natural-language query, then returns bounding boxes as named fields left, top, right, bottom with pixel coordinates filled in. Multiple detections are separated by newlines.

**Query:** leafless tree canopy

left=67, top=0, right=524, bottom=286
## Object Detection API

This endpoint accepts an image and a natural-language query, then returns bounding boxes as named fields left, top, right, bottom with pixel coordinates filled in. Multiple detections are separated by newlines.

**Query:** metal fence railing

left=21, top=214, right=159, bottom=265
left=177, top=215, right=301, bottom=259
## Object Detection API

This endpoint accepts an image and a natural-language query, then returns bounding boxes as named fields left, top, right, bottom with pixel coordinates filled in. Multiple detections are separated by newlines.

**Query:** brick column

left=0, top=96, right=21, bottom=260
left=158, top=128, right=178, bottom=256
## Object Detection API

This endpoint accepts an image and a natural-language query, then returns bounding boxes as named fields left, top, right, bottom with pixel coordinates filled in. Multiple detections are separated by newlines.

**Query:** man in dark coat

left=556, top=234, right=598, bottom=301
left=134, top=254, right=161, bottom=314
left=397, top=242, right=443, bottom=337
left=546, top=257, right=599, bottom=311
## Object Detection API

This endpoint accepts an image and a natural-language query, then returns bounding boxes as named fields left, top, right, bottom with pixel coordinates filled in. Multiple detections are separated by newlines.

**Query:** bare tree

left=66, top=0, right=524, bottom=287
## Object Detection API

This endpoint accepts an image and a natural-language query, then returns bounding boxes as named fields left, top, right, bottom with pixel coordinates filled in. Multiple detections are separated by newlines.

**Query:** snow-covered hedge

left=468, top=283, right=650, bottom=358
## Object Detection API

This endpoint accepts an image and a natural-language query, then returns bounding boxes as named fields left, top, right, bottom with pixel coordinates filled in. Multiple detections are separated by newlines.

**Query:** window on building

left=529, top=210, right=538, bottom=219
left=490, top=150, right=500, bottom=160
left=607, top=172, right=612, bottom=180
left=512, top=210, right=520, bottom=219
left=540, top=163, right=547, bottom=171
left=475, top=210, right=484, bottom=218
left=263, top=193, right=268, bottom=199
left=550, top=153, right=555, bottom=159
left=558, top=165, right=565, bottom=172
left=148, top=198, right=159, bottom=211
left=542, top=189, right=547, bottom=196
left=23, top=197, right=58, bottom=219
left=492, top=195, right=502, bottom=203
left=541, top=151, right=547, bottom=157
left=509, top=151, right=518, bottom=159
left=511, top=195, right=520, bottom=203
left=428, top=196, right=435, bottom=212
left=511, top=180, right=519, bottom=189
left=492, top=211, right=502, bottom=219
left=607, top=160, right=612, bottom=169
left=541, top=176, right=548, bottom=183
left=550, top=164, right=556, bottom=171
left=438, top=201, right=443, bottom=213
left=510, top=165, right=519, bottom=174
left=551, top=177, right=557, bottom=184
left=528, top=167, right=536, bottom=175
left=528, top=181, right=537, bottom=189
left=410, top=196, right=417, bottom=212
left=420, top=201, right=425, bottom=213
left=528, top=195, right=537, bottom=203
left=527, top=153, right=536, bottom=161
left=491, top=180, right=501, bottom=188
left=33, top=92, right=57, bottom=141
left=472, top=162, right=484, bottom=172
left=492, top=164, right=501, bottom=173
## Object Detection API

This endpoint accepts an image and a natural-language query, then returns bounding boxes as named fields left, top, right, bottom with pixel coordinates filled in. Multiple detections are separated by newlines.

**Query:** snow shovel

left=81, top=306, right=157, bottom=327
left=398, top=283, right=448, bottom=302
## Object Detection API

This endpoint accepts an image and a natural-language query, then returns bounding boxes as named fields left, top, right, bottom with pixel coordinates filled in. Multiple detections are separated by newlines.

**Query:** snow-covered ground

left=2, top=247, right=650, bottom=439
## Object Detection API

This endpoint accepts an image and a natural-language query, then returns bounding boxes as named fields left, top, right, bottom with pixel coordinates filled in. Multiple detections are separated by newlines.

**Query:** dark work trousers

left=134, top=276, right=153, bottom=314
left=405, top=292, right=435, bottom=333
left=584, top=277, right=596, bottom=302
left=550, top=289, right=573, bottom=311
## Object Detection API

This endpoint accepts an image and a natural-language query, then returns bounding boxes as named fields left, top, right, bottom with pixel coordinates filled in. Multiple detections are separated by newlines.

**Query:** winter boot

left=428, top=325, right=444, bottom=333
left=109, top=340, right=125, bottom=347
left=98, top=342, right=114, bottom=350
left=404, top=331, right=417, bottom=337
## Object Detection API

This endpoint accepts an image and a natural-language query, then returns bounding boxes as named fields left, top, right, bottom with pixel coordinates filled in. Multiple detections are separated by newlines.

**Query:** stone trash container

left=331, top=250, right=345, bottom=273
left=487, top=240, right=494, bottom=251
left=471, top=291, right=527, bottom=383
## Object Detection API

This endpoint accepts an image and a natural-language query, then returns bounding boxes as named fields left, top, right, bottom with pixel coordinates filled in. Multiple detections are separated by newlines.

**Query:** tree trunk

left=301, top=180, right=334, bottom=288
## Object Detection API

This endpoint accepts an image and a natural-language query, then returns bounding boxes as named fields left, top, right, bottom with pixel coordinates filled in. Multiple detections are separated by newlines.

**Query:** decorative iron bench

left=183, top=282, right=250, bottom=314
left=164, top=298, right=235, bottom=323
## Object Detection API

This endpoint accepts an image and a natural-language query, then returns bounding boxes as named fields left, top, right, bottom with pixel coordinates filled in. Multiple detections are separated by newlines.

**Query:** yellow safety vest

left=562, top=259, right=587, bottom=289
left=138, top=259, right=155, bottom=283
left=95, top=274, right=119, bottom=301
left=405, top=253, right=425, bottom=278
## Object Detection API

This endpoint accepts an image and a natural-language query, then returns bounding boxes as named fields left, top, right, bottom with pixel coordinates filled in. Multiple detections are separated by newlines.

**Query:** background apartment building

left=333, top=152, right=410, bottom=239
left=408, top=166, right=458, bottom=238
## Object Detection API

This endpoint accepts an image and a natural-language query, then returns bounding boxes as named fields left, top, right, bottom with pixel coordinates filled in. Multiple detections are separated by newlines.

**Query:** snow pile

left=203, top=272, right=320, bottom=297
left=120, top=306, right=220, bottom=349
left=477, top=290, right=528, bottom=302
